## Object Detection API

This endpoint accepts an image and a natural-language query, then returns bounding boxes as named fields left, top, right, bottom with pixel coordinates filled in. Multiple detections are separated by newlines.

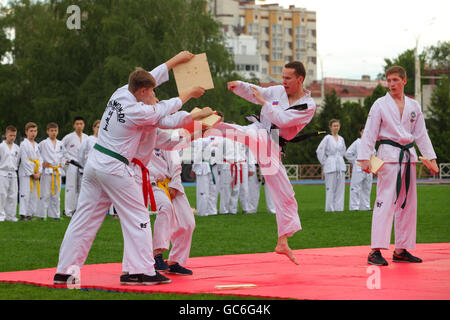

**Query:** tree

left=0, top=0, right=243, bottom=140
left=425, top=75, right=450, bottom=162
left=379, top=49, right=426, bottom=96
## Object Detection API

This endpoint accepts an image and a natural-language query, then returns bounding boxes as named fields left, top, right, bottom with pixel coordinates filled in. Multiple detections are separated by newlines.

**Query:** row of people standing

left=316, top=119, right=374, bottom=212
left=0, top=117, right=99, bottom=222
left=191, top=135, right=275, bottom=216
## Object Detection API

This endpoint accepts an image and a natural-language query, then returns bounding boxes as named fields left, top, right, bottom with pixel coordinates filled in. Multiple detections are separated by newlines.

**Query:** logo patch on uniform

left=410, top=112, right=416, bottom=123
left=376, top=201, right=383, bottom=208
left=272, top=101, right=279, bottom=105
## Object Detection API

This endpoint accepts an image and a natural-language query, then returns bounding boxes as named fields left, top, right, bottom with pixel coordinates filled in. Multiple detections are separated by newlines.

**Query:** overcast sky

left=257, top=0, right=450, bottom=80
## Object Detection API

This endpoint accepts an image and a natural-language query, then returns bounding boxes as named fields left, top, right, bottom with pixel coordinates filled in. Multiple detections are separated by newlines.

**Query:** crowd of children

left=0, top=117, right=100, bottom=222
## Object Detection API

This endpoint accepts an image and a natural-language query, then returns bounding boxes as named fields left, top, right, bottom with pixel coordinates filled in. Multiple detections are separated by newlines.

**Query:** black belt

left=379, top=139, right=414, bottom=209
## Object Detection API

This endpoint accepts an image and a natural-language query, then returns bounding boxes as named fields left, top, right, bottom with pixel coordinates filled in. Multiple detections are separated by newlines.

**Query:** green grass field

left=0, top=184, right=449, bottom=300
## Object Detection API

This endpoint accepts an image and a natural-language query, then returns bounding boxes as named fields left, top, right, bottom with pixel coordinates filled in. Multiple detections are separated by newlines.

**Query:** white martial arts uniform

left=247, top=162, right=276, bottom=214
left=37, top=138, right=66, bottom=219
left=56, top=63, right=184, bottom=276
left=345, top=138, right=373, bottom=211
left=316, top=134, right=346, bottom=212
left=219, top=138, right=243, bottom=214
left=192, top=137, right=218, bottom=216
left=0, top=141, right=20, bottom=222
left=358, top=93, right=436, bottom=250
left=148, top=147, right=195, bottom=265
left=77, top=135, right=98, bottom=170
left=62, top=131, right=88, bottom=216
left=237, top=142, right=250, bottom=213
left=218, top=81, right=316, bottom=237
left=18, top=139, right=42, bottom=218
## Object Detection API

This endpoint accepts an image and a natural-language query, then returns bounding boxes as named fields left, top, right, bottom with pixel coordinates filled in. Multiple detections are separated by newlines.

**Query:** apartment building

left=208, top=0, right=317, bottom=85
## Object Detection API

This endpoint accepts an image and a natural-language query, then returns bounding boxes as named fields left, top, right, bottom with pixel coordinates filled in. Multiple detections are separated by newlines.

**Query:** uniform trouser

left=219, top=164, right=240, bottom=214
left=238, top=163, right=250, bottom=212
left=371, top=163, right=417, bottom=250
left=151, top=187, right=195, bottom=265
left=349, top=169, right=372, bottom=211
left=0, top=175, right=18, bottom=221
left=262, top=161, right=301, bottom=237
left=196, top=174, right=212, bottom=216
left=324, top=171, right=345, bottom=212
left=19, top=175, right=39, bottom=217
left=56, top=162, right=156, bottom=276
left=207, top=165, right=219, bottom=215
left=247, top=175, right=276, bottom=214
left=37, top=173, right=61, bottom=219
left=264, top=183, right=276, bottom=214
left=64, top=164, right=82, bottom=216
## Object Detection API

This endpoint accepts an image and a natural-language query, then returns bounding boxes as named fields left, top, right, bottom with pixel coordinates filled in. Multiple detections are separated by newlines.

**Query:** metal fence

left=284, top=163, right=450, bottom=181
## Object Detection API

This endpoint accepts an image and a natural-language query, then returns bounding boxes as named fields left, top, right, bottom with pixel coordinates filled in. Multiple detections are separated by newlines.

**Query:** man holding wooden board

left=358, top=66, right=438, bottom=266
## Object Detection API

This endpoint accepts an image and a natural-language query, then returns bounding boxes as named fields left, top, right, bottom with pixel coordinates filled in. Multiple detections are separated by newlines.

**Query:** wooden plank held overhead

left=173, top=53, right=214, bottom=95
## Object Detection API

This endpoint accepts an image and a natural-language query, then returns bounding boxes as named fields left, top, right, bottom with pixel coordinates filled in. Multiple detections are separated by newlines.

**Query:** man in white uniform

left=18, top=122, right=42, bottom=220
left=316, top=119, right=346, bottom=212
left=344, top=126, right=373, bottom=211
left=53, top=51, right=205, bottom=286
left=191, top=137, right=216, bottom=216
left=61, top=117, right=88, bottom=217
left=0, top=126, right=20, bottom=222
left=78, top=120, right=100, bottom=170
left=358, top=66, right=437, bottom=266
left=224, top=61, right=316, bottom=264
left=218, top=137, right=241, bottom=214
left=38, top=123, right=66, bottom=220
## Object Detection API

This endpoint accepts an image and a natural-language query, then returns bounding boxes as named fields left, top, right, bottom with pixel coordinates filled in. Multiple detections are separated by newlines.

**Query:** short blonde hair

left=128, top=67, right=156, bottom=93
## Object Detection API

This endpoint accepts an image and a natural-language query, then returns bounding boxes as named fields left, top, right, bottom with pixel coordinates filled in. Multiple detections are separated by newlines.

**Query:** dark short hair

left=73, top=116, right=85, bottom=124
left=284, top=61, right=306, bottom=79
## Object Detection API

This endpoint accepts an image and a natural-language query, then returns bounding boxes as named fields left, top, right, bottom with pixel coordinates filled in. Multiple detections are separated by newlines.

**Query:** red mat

left=1, top=243, right=449, bottom=300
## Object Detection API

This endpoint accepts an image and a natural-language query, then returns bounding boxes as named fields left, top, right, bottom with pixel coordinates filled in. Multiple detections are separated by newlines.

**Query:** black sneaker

left=53, top=273, right=80, bottom=285
left=167, top=263, right=193, bottom=275
left=119, top=272, right=171, bottom=285
left=368, top=250, right=388, bottom=266
left=393, top=250, right=423, bottom=263
left=154, top=253, right=169, bottom=272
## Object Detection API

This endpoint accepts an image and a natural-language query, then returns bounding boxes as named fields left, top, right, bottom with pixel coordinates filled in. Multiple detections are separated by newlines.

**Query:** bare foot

left=275, top=243, right=299, bottom=265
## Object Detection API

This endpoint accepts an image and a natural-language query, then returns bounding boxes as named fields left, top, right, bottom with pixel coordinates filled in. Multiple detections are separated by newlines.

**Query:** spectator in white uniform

left=38, top=123, right=66, bottom=220
left=345, top=125, right=373, bottom=211
left=61, top=116, right=88, bottom=217
left=316, top=119, right=346, bottom=212
left=0, top=126, right=20, bottom=222
left=18, top=122, right=42, bottom=220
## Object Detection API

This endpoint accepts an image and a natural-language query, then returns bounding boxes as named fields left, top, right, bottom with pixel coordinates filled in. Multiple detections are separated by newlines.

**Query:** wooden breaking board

left=173, top=53, right=214, bottom=95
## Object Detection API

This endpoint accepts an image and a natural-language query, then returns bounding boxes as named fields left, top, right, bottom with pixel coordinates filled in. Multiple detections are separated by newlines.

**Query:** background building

left=208, top=0, right=317, bottom=85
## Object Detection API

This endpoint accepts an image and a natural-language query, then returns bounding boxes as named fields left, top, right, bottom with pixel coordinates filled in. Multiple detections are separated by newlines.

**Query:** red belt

left=230, top=162, right=243, bottom=188
left=131, top=158, right=157, bottom=212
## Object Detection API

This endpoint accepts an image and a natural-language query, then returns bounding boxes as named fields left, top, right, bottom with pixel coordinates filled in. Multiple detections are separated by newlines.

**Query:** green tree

left=426, top=75, right=450, bottom=162
left=0, top=0, right=243, bottom=140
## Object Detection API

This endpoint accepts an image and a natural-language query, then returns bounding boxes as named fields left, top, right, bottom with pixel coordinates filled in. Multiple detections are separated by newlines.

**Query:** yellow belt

left=48, top=164, right=61, bottom=195
left=29, top=159, right=40, bottom=197
left=157, top=178, right=172, bottom=201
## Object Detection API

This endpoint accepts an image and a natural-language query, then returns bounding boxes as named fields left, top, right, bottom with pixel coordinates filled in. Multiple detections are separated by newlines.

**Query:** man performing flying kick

left=222, top=61, right=316, bottom=264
